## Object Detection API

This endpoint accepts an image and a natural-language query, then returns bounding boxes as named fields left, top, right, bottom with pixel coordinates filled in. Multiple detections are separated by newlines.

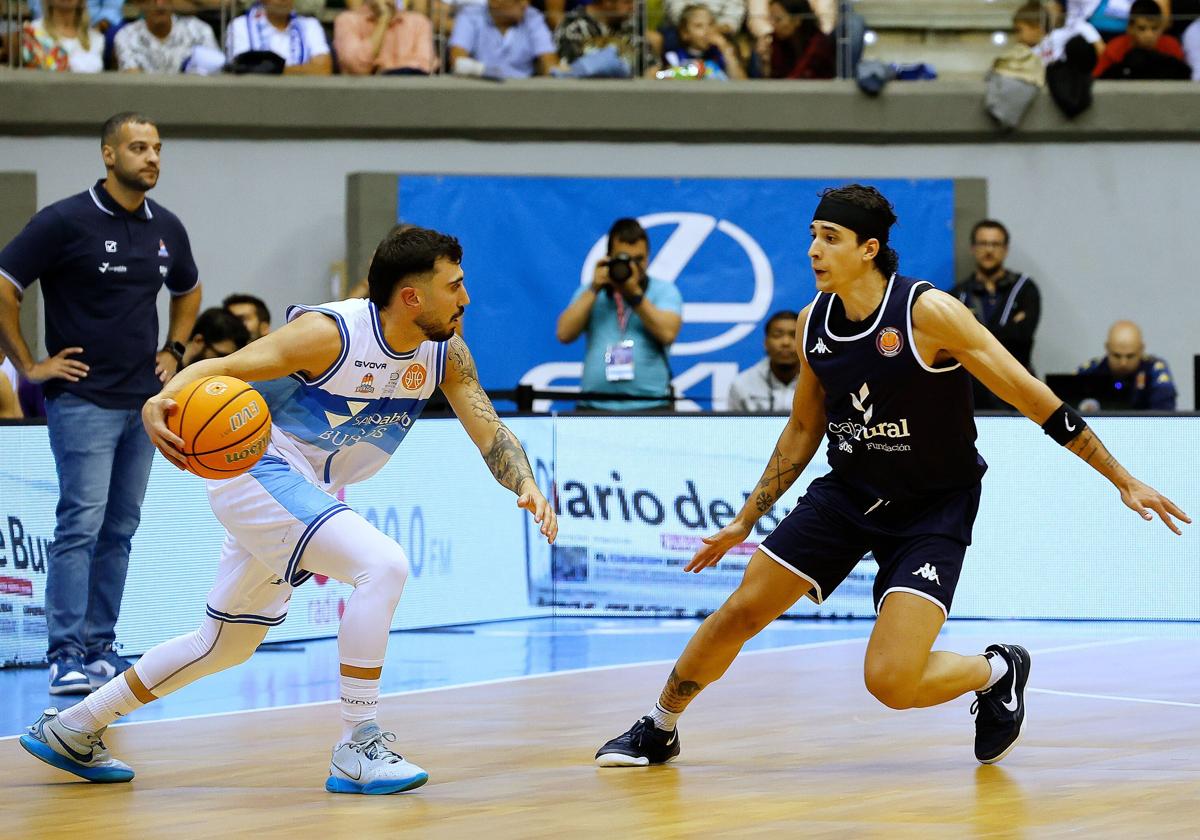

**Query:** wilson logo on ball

left=224, top=435, right=269, bottom=464
left=876, top=327, right=903, bottom=357
left=402, top=363, right=427, bottom=391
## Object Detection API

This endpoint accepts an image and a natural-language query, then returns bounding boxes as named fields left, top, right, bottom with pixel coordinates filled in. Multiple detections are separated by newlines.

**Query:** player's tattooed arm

left=1065, top=427, right=1119, bottom=476
left=444, top=335, right=536, bottom=494
left=750, top=445, right=804, bottom=514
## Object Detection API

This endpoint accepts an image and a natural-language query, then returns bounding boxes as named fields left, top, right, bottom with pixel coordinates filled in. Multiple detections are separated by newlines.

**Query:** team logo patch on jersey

left=876, top=327, right=903, bottom=357
left=402, top=363, right=427, bottom=391
left=356, top=373, right=375, bottom=394
left=158, top=239, right=170, bottom=258
left=204, top=380, right=229, bottom=397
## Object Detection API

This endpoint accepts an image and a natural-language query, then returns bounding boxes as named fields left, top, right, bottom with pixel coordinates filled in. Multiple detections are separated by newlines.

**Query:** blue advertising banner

left=397, top=176, right=956, bottom=409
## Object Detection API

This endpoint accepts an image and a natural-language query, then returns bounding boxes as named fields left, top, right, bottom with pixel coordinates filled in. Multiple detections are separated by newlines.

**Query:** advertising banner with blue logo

left=396, top=176, right=956, bottom=409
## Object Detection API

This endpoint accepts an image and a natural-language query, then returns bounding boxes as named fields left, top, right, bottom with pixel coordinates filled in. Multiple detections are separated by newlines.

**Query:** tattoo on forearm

left=659, top=667, right=704, bottom=713
left=1066, top=429, right=1117, bottom=472
left=485, top=425, right=535, bottom=494
left=750, top=445, right=803, bottom=514
left=447, top=336, right=499, bottom=425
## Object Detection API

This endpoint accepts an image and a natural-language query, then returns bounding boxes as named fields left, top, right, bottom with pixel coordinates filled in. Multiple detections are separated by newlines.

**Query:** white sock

left=648, top=703, right=680, bottom=731
left=340, top=673, right=380, bottom=742
left=59, top=670, right=144, bottom=732
left=979, top=651, right=1009, bottom=692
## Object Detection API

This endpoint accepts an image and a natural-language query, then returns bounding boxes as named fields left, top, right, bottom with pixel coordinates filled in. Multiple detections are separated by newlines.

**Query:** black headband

left=812, top=197, right=890, bottom=246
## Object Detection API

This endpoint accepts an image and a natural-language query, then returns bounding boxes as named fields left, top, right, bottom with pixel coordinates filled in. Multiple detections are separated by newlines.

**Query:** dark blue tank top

left=803, top=274, right=986, bottom=500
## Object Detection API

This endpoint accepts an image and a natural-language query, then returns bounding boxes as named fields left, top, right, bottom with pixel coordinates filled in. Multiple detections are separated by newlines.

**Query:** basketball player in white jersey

left=20, top=226, right=557, bottom=794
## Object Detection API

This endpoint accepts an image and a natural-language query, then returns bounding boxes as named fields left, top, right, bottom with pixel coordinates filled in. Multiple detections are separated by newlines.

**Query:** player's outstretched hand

left=517, top=482, right=558, bottom=544
left=1119, top=478, right=1191, bottom=535
left=685, top=521, right=752, bottom=573
left=142, top=395, right=187, bottom=470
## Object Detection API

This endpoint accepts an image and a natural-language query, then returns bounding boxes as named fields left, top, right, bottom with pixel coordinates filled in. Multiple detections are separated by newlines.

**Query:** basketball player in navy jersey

left=21, top=226, right=558, bottom=793
left=597, top=184, right=1188, bottom=767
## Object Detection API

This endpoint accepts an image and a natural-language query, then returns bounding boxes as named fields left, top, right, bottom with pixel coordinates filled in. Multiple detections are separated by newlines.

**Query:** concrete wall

left=1, top=135, right=1195, bottom=407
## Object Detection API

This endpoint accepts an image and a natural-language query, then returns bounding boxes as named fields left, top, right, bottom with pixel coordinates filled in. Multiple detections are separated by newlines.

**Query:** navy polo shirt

left=0, top=180, right=199, bottom=409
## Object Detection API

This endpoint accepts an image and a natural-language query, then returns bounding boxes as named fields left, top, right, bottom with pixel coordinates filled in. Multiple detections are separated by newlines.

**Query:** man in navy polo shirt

left=0, top=112, right=202, bottom=695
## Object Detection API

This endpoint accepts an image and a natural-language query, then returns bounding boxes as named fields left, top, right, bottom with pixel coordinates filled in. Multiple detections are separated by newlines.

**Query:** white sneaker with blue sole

left=19, top=708, right=135, bottom=783
left=326, top=721, right=428, bottom=795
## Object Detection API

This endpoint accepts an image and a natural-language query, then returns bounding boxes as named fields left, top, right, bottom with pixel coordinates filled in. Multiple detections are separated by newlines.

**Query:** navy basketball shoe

left=595, top=717, right=681, bottom=767
left=972, top=643, right=1031, bottom=764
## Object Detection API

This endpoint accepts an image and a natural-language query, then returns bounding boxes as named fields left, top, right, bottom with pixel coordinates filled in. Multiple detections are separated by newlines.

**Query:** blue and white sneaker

left=49, top=652, right=92, bottom=696
left=326, top=722, right=428, bottom=795
left=19, top=708, right=134, bottom=783
left=85, top=644, right=133, bottom=690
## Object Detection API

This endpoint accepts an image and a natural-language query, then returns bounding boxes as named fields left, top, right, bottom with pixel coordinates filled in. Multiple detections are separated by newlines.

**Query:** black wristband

left=1041, top=402, right=1087, bottom=445
left=162, top=340, right=185, bottom=363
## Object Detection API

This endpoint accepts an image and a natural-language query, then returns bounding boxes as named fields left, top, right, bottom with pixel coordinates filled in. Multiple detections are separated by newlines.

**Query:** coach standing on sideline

left=0, top=113, right=202, bottom=695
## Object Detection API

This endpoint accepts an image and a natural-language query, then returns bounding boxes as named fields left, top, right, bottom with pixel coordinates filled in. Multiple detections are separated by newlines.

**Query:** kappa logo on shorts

left=912, top=563, right=941, bottom=584
left=876, top=327, right=903, bottom=357
left=401, top=363, right=427, bottom=391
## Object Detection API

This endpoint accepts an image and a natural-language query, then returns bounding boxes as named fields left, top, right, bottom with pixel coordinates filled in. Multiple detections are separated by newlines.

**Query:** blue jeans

left=45, top=393, right=155, bottom=660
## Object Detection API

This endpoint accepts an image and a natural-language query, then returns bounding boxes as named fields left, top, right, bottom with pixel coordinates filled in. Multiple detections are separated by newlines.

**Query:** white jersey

left=252, top=298, right=449, bottom=490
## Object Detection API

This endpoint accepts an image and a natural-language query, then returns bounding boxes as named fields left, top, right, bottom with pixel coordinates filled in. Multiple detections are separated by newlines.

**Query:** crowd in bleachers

left=2, top=0, right=1197, bottom=80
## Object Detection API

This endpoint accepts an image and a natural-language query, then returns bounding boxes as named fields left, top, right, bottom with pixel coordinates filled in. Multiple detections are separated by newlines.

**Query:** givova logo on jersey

left=828, top=382, right=912, bottom=453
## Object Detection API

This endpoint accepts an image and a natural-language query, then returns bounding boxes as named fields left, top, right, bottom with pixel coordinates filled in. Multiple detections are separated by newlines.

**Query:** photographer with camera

left=556, top=218, right=683, bottom=411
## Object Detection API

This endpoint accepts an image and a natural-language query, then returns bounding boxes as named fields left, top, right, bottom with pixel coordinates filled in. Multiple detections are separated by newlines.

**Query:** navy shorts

left=759, top=474, right=982, bottom=617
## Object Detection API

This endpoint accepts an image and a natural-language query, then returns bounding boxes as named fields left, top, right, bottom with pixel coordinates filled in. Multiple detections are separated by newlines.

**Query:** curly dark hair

left=818, top=184, right=900, bottom=277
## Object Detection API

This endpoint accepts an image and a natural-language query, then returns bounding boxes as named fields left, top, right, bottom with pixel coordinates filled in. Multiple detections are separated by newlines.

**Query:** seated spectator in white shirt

left=116, top=0, right=223, bottom=73
left=726, top=310, right=800, bottom=412
left=663, top=0, right=745, bottom=36
left=21, top=0, right=104, bottom=72
left=227, top=0, right=332, bottom=75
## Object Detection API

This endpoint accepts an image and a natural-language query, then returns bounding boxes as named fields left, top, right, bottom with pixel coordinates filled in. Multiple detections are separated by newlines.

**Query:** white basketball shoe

left=325, top=721, right=428, bottom=795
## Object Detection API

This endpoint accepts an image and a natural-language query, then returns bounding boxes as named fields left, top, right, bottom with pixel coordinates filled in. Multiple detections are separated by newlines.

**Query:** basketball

left=167, top=375, right=272, bottom=480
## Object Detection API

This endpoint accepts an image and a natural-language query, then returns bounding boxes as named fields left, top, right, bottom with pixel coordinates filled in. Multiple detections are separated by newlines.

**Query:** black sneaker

left=972, top=644, right=1031, bottom=764
left=595, top=716, right=680, bottom=767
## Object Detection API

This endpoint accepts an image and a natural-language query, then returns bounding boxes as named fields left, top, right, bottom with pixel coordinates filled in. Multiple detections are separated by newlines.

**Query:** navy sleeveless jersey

left=802, top=274, right=986, bottom=500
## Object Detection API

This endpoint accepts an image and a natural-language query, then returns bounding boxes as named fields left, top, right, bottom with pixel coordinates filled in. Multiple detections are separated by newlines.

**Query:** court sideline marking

left=4, top=634, right=1189, bottom=743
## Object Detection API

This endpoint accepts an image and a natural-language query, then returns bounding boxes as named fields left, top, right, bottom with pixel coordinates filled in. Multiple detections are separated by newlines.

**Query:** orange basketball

left=167, top=375, right=272, bottom=480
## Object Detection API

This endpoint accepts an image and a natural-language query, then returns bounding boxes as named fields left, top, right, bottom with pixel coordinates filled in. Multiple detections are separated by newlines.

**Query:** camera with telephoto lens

left=607, top=253, right=636, bottom=284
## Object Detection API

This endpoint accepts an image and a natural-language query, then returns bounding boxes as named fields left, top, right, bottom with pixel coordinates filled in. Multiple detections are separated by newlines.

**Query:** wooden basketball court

left=4, top=633, right=1197, bottom=838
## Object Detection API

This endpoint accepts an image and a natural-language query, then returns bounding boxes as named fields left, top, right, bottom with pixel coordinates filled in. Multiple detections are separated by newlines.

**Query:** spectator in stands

left=223, top=292, right=272, bottom=340
left=0, top=357, right=22, bottom=419
left=660, top=4, right=747, bottom=78
left=952, top=219, right=1041, bottom=410
left=1184, top=17, right=1200, bottom=79
left=759, top=0, right=834, bottom=79
left=114, top=0, right=223, bottom=74
left=663, top=0, right=745, bottom=37
left=1093, top=0, right=1190, bottom=77
left=27, top=0, right=124, bottom=33
left=21, top=0, right=104, bottom=72
left=335, top=0, right=436, bottom=75
left=1025, top=0, right=1103, bottom=64
left=227, top=0, right=333, bottom=75
left=556, top=218, right=683, bottom=411
left=556, top=0, right=654, bottom=73
left=1066, top=0, right=1170, bottom=40
left=1076, top=321, right=1177, bottom=410
left=180, top=308, right=251, bottom=368
left=726, top=310, right=799, bottom=412
left=449, top=0, right=557, bottom=78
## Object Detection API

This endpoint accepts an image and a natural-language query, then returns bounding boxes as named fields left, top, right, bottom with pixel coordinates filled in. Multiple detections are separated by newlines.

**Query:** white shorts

left=204, top=451, right=358, bottom=626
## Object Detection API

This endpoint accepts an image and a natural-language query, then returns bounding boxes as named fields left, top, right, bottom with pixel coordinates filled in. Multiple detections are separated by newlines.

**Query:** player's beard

left=113, top=160, right=158, bottom=193
left=415, top=311, right=456, bottom=342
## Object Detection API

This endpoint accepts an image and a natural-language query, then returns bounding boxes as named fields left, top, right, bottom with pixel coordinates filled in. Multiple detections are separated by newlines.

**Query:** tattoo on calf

left=659, top=667, right=704, bottom=713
